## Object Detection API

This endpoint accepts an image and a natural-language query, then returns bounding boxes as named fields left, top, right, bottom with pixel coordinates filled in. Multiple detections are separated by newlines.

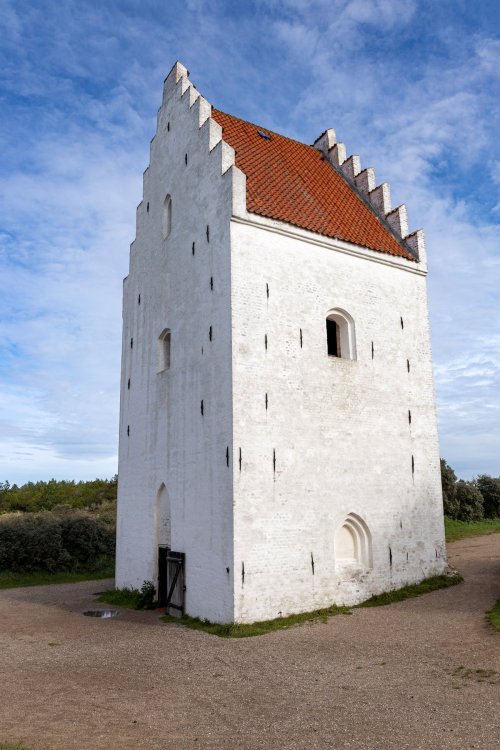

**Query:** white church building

left=115, top=61, right=447, bottom=624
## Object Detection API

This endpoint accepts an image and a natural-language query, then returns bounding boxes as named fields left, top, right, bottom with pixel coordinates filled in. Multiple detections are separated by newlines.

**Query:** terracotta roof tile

left=211, top=108, right=413, bottom=261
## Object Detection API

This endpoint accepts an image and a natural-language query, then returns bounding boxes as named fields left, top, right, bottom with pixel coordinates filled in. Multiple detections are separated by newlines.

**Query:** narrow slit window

left=162, top=194, right=172, bottom=239
left=157, top=329, right=171, bottom=372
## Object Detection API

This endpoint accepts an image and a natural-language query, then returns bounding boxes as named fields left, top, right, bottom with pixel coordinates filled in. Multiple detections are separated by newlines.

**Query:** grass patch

left=487, top=600, right=500, bottom=631
left=449, top=665, right=499, bottom=685
left=161, top=603, right=352, bottom=638
left=356, top=573, right=463, bottom=608
left=0, top=744, right=31, bottom=750
left=445, top=517, right=500, bottom=542
left=96, top=587, right=141, bottom=609
left=0, top=564, right=114, bottom=590
left=160, top=574, right=463, bottom=637
left=103, top=573, right=463, bottom=638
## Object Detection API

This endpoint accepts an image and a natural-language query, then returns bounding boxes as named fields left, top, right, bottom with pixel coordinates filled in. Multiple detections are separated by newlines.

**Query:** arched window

left=162, top=194, right=172, bottom=239
left=157, top=328, right=171, bottom=372
left=326, top=308, right=356, bottom=360
left=334, top=513, right=372, bottom=574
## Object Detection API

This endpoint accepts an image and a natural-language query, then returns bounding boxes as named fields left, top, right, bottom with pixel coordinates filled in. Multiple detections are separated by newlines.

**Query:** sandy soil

left=0, top=534, right=499, bottom=750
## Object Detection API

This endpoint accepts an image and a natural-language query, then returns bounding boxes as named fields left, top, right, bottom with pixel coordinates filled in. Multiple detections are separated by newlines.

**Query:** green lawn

left=0, top=564, right=114, bottom=590
left=444, top=517, right=500, bottom=542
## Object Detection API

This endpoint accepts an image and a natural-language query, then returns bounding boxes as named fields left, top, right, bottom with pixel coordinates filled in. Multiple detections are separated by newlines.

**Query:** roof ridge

left=211, top=107, right=318, bottom=151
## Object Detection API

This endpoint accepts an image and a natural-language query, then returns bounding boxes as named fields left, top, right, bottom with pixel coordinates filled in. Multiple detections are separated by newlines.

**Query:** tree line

left=1, top=467, right=498, bottom=521
left=0, top=476, right=117, bottom=513
left=441, top=460, right=500, bottom=521
left=0, top=466, right=497, bottom=576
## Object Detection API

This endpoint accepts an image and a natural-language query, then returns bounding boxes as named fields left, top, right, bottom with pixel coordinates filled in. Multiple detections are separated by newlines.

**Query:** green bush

left=136, top=580, right=157, bottom=610
left=0, top=511, right=115, bottom=573
left=60, top=515, right=115, bottom=566
left=455, top=480, right=484, bottom=522
left=0, top=514, right=69, bottom=572
left=476, top=475, right=500, bottom=519
left=440, top=459, right=460, bottom=518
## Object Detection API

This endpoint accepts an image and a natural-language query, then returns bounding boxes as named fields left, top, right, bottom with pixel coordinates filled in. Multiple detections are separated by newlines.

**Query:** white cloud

left=344, top=0, right=416, bottom=27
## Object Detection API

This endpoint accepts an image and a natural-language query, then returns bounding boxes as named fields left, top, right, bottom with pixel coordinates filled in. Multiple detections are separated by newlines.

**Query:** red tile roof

left=211, top=108, right=412, bottom=260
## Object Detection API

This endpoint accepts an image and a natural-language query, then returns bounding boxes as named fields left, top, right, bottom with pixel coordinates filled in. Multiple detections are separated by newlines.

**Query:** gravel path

left=0, top=534, right=499, bottom=750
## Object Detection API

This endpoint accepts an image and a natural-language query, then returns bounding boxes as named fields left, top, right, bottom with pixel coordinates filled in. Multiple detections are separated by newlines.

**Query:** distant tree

left=0, top=481, right=11, bottom=510
left=440, top=459, right=459, bottom=518
left=455, top=480, right=484, bottom=522
left=475, top=475, right=500, bottom=518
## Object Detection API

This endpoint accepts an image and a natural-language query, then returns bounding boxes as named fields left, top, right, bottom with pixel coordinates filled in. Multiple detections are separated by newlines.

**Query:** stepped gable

left=211, top=108, right=415, bottom=261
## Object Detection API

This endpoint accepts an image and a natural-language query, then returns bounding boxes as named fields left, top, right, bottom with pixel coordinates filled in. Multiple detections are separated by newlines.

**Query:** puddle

left=83, top=609, right=118, bottom=619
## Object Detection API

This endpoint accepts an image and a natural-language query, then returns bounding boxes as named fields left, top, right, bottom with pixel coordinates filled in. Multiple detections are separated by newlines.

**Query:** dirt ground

left=0, top=535, right=499, bottom=750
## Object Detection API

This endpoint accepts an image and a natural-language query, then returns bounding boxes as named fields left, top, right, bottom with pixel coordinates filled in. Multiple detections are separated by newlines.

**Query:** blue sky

left=1, top=0, right=499, bottom=483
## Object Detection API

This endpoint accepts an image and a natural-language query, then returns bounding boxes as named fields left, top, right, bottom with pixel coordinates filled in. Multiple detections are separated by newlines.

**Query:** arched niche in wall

left=334, top=512, right=372, bottom=576
left=326, top=308, right=356, bottom=360
left=162, top=194, right=172, bottom=239
left=155, top=483, right=171, bottom=549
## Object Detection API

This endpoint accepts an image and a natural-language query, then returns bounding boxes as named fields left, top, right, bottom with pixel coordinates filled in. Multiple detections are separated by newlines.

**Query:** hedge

left=0, top=511, right=115, bottom=573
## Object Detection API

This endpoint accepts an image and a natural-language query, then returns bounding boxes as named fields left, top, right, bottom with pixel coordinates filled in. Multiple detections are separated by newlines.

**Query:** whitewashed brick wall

left=230, top=218, right=446, bottom=623
left=116, top=63, right=237, bottom=623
